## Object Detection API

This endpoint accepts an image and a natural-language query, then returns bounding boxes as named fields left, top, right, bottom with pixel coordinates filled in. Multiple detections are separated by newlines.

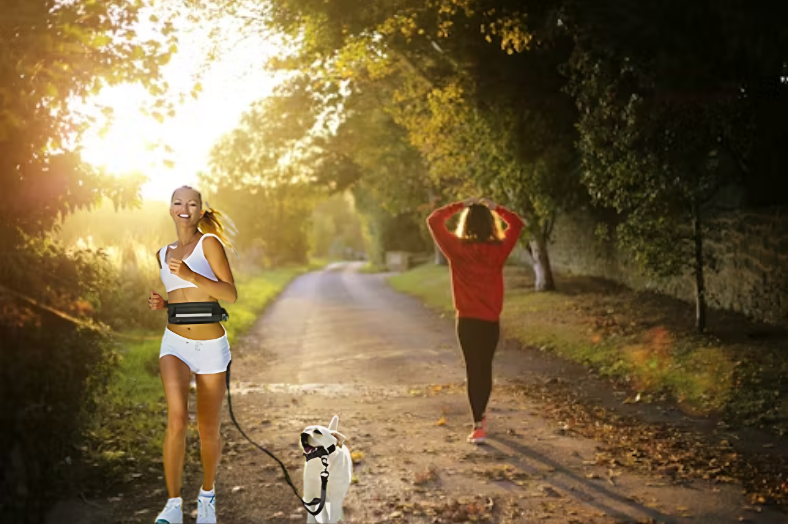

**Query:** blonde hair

left=171, top=185, right=238, bottom=255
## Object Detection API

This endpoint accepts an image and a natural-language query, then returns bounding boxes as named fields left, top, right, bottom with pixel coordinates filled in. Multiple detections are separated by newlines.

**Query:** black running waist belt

left=167, top=302, right=229, bottom=324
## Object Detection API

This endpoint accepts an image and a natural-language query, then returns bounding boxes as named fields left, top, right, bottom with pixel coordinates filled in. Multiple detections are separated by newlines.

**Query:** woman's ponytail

left=198, top=202, right=239, bottom=257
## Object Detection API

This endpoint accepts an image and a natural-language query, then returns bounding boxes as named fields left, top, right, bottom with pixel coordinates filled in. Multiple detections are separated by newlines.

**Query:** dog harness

left=304, top=444, right=336, bottom=462
left=301, top=449, right=332, bottom=516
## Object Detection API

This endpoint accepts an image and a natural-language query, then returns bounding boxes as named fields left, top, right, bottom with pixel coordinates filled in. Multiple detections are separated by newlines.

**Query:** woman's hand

left=148, top=291, right=167, bottom=311
left=480, top=197, right=498, bottom=210
left=462, top=197, right=479, bottom=207
left=168, top=258, right=196, bottom=282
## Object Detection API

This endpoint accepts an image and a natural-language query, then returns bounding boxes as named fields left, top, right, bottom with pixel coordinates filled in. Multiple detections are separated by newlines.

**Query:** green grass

left=86, top=264, right=316, bottom=474
left=388, top=263, right=788, bottom=429
left=388, top=263, right=453, bottom=311
left=359, top=262, right=389, bottom=274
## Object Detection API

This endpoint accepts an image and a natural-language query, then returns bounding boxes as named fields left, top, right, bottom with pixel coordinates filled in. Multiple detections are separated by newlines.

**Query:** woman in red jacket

left=427, top=197, right=525, bottom=443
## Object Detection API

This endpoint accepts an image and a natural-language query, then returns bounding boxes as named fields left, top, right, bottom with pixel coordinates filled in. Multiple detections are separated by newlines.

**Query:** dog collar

left=304, top=444, right=336, bottom=462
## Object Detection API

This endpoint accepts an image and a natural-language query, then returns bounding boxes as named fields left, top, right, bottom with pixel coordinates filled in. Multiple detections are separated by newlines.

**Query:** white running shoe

left=154, top=497, right=183, bottom=524
left=196, top=491, right=216, bottom=524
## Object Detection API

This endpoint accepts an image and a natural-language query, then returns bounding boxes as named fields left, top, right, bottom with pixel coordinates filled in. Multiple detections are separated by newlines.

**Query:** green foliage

left=316, top=84, right=433, bottom=215
left=310, top=192, right=366, bottom=260
left=56, top=198, right=173, bottom=248
left=202, top=183, right=315, bottom=267
left=0, top=0, right=177, bottom=239
left=205, top=85, right=323, bottom=266
left=313, top=83, right=436, bottom=261
left=54, top=200, right=181, bottom=331
left=0, top=2, right=178, bottom=518
left=250, top=0, right=582, bottom=290
left=352, top=186, right=433, bottom=265
left=0, top=239, right=119, bottom=522
left=561, top=2, right=788, bottom=324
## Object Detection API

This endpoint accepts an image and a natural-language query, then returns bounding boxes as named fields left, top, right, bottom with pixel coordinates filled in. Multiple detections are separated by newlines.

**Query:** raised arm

left=495, top=205, right=526, bottom=257
left=426, top=201, right=466, bottom=260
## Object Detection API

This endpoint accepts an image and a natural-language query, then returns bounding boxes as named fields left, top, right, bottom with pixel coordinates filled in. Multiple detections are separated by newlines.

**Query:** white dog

left=300, top=415, right=352, bottom=523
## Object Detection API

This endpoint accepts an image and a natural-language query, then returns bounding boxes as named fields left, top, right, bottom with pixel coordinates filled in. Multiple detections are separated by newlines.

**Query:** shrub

left=0, top=241, right=118, bottom=523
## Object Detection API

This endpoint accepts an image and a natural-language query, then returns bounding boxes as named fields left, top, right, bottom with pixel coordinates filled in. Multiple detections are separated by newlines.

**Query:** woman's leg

left=457, top=318, right=500, bottom=423
left=195, top=371, right=227, bottom=491
left=160, top=355, right=192, bottom=498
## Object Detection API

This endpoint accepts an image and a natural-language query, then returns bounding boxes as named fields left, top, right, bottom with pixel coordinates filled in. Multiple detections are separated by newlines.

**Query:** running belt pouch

left=167, top=302, right=229, bottom=324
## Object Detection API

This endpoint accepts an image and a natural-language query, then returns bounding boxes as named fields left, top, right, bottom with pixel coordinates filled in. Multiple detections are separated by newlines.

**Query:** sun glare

left=78, top=10, right=286, bottom=202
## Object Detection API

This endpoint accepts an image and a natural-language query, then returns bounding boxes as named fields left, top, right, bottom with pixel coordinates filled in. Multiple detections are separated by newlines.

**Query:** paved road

left=231, top=261, right=531, bottom=387
left=48, top=262, right=786, bottom=523
left=218, top=262, right=786, bottom=524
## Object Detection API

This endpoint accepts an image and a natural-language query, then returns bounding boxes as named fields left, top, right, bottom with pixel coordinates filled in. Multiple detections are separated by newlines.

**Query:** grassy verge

left=84, top=264, right=317, bottom=480
left=389, top=263, right=788, bottom=436
left=359, top=262, right=388, bottom=274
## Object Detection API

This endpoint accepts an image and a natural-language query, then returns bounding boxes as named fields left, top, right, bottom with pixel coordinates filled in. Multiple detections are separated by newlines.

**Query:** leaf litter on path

left=504, top=380, right=788, bottom=507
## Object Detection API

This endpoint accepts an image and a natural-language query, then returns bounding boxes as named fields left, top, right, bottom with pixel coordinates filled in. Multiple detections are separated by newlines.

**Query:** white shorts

left=159, top=327, right=231, bottom=375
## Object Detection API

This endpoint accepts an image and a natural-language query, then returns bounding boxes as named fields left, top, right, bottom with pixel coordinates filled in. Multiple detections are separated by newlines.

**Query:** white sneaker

left=154, top=497, right=183, bottom=524
left=196, top=491, right=216, bottom=524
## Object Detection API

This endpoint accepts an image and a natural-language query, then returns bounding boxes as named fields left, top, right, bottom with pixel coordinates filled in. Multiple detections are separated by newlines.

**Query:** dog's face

left=301, top=424, right=346, bottom=456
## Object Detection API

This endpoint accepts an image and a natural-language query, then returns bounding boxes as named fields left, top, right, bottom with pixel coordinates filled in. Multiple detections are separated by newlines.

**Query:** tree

left=0, top=0, right=177, bottom=241
left=201, top=182, right=315, bottom=266
left=0, top=1, right=177, bottom=520
left=240, top=0, right=582, bottom=290
left=205, top=85, right=320, bottom=264
left=564, top=0, right=788, bottom=331
left=310, top=192, right=366, bottom=260
left=311, top=84, right=438, bottom=265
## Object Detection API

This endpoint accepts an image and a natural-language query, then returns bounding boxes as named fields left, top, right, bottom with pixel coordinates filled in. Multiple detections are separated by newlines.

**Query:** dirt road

left=49, top=262, right=787, bottom=523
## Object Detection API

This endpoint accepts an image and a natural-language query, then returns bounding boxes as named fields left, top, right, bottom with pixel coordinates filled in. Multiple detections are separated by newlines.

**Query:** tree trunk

left=434, top=244, right=447, bottom=265
left=529, top=233, right=555, bottom=292
left=692, top=200, right=707, bottom=332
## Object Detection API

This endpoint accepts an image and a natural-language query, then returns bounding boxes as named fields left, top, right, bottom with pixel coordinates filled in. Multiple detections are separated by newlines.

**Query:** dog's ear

left=328, top=415, right=339, bottom=431
left=330, top=431, right=346, bottom=448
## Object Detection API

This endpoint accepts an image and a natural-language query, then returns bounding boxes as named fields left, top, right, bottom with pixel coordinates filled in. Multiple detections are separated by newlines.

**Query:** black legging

left=456, top=317, right=500, bottom=423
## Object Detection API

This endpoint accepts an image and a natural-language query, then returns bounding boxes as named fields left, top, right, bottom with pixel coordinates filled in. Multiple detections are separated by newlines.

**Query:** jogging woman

left=427, top=197, right=525, bottom=444
left=149, top=186, right=237, bottom=524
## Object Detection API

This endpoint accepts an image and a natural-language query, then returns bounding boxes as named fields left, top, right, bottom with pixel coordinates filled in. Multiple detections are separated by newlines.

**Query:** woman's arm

left=149, top=250, right=168, bottom=311
left=426, top=201, right=467, bottom=259
left=480, top=198, right=525, bottom=255
left=495, top=205, right=526, bottom=256
left=167, top=237, right=238, bottom=303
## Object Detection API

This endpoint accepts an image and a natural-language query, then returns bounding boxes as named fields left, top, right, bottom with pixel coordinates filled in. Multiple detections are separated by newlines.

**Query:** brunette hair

left=454, top=204, right=504, bottom=243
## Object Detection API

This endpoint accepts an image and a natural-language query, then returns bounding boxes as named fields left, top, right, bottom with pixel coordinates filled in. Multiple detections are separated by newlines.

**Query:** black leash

left=224, top=360, right=330, bottom=516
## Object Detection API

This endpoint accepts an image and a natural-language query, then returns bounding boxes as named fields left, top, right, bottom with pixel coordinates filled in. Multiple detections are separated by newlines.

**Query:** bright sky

left=78, top=9, right=286, bottom=202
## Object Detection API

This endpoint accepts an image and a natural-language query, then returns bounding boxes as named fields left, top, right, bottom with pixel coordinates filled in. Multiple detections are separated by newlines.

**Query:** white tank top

left=159, top=233, right=223, bottom=293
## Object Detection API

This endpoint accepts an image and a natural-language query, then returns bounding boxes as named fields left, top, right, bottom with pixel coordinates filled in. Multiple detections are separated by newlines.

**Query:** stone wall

left=525, top=208, right=788, bottom=326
